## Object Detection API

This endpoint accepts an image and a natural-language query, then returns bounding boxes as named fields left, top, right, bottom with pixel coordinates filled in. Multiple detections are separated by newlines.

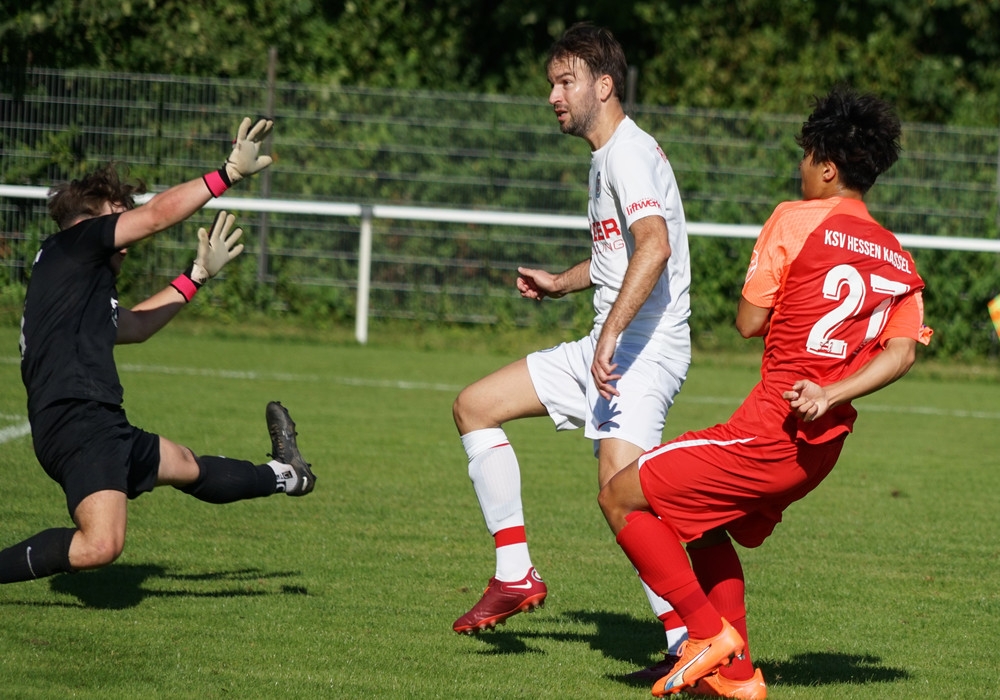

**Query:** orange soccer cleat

left=651, top=618, right=745, bottom=696
left=685, top=667, right=767, bottom=699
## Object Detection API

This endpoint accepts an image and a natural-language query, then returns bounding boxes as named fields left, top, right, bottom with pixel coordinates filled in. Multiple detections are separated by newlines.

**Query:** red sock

left=659, top=609, right=684, bottom=632
left=689, top=538, right=754, bottom=680
left=616, top=512, right=723, bottom=639
left=494, top=526, right=526, bottom=548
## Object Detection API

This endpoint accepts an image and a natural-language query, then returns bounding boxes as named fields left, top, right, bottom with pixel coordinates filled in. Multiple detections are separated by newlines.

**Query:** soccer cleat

left=684, top=667, right=767, bottom=699
left=625, top=653, right=681, bottom=682
left=452, top=567, right=547, bottom=634
left=651, top=618, right=745, bottom=697
left=266, top=401, right=316, bottom=496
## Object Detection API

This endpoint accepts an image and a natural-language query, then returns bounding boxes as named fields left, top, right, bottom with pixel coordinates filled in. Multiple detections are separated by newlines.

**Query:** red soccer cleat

left=453, top=567, right=547, bottom=634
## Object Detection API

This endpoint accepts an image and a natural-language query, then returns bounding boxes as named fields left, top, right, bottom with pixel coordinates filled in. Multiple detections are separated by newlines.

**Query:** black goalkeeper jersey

left=20, top=213, right=125, bottom=417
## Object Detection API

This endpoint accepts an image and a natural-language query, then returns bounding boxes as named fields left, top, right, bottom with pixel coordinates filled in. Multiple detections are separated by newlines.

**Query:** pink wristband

left=170, top=274, right=199, bottom=302
left=203, top=169, right=229, bottom=197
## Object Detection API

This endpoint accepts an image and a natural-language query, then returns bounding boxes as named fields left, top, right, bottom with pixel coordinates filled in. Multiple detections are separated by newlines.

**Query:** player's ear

left=598, top=73, right=615, bottom=102
left=822, top=160, right=838, bottom=185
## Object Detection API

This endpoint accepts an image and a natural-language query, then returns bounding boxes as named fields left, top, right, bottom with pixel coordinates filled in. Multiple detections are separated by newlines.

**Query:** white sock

left=665, top=625, right=689, bottom=656
left=641, top=577, right=689, bottom=655
left=495, top=543, right=533, bottom=582
left=268, top=459, right=300, bottom=494
left=462, top=428, right=533, bottom=581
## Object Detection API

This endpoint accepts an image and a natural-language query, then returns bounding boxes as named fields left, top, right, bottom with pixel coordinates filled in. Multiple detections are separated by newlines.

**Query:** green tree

left=4, top=1, right=999, bottom=125
left=628, top=0, right=1000, bottom=125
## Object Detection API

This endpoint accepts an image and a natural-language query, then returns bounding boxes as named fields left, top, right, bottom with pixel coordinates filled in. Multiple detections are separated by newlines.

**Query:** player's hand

left=517, top=266, right=562, bottom=300
left=591, top=331, right=622, bottom=400
left=224, top=117, right=274, bottom=183
left=190, top=211, right=244, bottom=284
left=782, top=379, right=830, bottom=422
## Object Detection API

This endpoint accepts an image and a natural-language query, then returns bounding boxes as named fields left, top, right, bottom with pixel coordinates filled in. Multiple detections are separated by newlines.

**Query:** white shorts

left=526, top=333, right=688, bottom=451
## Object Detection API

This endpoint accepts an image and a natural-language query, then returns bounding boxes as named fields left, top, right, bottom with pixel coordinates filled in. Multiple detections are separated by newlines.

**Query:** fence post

left=356, top=205, right=373, bottom=344
left=625, top=65, right=638, bottom=116
left=257, top=47, right=277, bottom=285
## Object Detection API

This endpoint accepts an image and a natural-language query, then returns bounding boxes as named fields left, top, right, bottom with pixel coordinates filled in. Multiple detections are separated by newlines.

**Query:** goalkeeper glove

left=189, top=210, right=244, bottom=285
left=203, top=117, right=274, bottom=197
left=224, top=116, right=274, bottom=183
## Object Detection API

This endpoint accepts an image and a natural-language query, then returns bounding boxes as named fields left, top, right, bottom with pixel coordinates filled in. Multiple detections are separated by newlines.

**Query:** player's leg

left=0, top=488, right=127, bottom=584
left=598, top=437, right=689, bottom=673
left=1, top=402, right=132, bottom=583
left=596, top=436, right=643, bottom=488
left=454, top=357, right=549, bottom=433
left=452, top=357, right=549, bottom=634
left=599, top=462, right=744, bottom=695
left=0, top=528, right=77, bottom=583
left=164, top=401, right=316, bottom=501
left=681, top=438, right=841, bottom=698
left=591, top=347, right=690, bottom=668
left=686, top=531, right=767, bottom=696
left=69, top=489, right=128, bottom=569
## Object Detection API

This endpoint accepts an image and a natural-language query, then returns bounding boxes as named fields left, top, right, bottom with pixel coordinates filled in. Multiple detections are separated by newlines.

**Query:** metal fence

left=2, top=68, right=999, bottom=329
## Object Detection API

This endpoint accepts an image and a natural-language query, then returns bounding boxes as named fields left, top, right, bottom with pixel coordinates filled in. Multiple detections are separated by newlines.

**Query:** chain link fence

left=2, top=69, right=998, bottom=344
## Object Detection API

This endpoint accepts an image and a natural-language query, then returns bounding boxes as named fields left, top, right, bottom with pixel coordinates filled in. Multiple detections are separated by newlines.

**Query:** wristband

left=170, top=272, right=201, bottom=302
left=202, top=168, right=232, bottom=197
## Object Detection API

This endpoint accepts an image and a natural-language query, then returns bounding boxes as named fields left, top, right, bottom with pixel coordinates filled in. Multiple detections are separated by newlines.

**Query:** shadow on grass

left=465, top=609, right=656, bottom=662
left=563, top=610, right=665, bottom=669
left=757, top=651, right=911, bottom=687
left=464, top=609, right=910, bottom=690
left=28, top=564, right=305, bottom=609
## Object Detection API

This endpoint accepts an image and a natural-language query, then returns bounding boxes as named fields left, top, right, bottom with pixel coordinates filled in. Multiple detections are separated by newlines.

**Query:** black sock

left=0, top=528, right=76, bottom=584
left=176, top=455, right=277, bottom=504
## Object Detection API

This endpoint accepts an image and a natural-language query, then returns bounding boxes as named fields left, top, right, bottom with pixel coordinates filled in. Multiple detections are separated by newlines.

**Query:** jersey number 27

left=807, top=263, right=910, bottom=359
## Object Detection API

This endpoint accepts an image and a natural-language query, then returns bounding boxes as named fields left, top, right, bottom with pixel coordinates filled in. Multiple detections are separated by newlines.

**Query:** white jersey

left=587, top=117, right=691, bottom=357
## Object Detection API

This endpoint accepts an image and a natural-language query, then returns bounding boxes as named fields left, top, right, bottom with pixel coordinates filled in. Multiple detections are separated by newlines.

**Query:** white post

left=355, top=205, right=373, bottom=344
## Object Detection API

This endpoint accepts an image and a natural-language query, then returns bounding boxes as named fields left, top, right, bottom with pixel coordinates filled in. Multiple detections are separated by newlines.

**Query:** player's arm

left=517, top=259, right=592, bottom=300
left=113, top=117, right=273, bottom=249
left=592, top=214, right=671, bottom=398
left=116, top=212, right=244, bottom=344
left=736, top=296, right=771, bottom=338
left=782, top=336, right=917, bottom=422
left=739, top=202, right=808, bottom=339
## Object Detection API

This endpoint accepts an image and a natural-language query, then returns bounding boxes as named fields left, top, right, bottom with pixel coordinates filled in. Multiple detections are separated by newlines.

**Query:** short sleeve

left=742, top=200, right=841, bottom=309
left=882, top=291, right=932, bottom=346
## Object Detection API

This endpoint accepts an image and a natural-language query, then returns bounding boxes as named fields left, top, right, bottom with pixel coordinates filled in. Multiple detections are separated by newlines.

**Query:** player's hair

left=796, top=86, right=901, bottom=194
left=47, top=162, right=147, bottom=230
left=546, top=22, right=627, bottom=103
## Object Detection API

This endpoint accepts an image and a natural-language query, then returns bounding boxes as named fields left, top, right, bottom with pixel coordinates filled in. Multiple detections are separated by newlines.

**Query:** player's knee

left=596, top=483, right=622, bottom=528
left=75, top=533, right=125, bottom=569
left=452, top=393, right=466, bottom=427
left=452, top=388, right=482, bottom=432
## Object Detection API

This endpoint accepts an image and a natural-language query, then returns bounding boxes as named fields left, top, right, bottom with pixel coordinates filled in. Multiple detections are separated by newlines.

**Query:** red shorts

left=637, top=422, right=845, bottom=548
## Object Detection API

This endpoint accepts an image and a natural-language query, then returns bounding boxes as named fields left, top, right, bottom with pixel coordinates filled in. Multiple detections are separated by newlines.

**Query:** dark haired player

left=451, top=23, right=693, bottom=661
left=2, top=118, right=317, bottom=585
left=598, top=86, right=932, bottom=698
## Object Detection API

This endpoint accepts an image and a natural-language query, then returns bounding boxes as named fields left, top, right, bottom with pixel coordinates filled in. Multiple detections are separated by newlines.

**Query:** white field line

left=1, top=359, right=997, bottom=446
left=114, top=363, right=465, bottom=393
left=0, top=419, right=31, bottom=444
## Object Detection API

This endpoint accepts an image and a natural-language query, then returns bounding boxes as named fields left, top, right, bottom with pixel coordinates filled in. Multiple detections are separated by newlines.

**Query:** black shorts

left=31, top=400, right=161, bottom=517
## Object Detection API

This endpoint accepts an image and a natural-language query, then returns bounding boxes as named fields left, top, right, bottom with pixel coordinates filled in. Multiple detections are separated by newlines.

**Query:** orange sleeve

left=882, top=291, right=933, bottom=346
left=742, top=200, right=840, bottom=308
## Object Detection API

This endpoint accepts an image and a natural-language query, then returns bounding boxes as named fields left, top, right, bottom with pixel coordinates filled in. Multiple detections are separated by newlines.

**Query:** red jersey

left=732, top=198, right=929, bottom=443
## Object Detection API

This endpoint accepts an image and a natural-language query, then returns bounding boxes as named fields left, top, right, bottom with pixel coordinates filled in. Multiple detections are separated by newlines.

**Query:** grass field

left=1, top=323, right=998, bottom=699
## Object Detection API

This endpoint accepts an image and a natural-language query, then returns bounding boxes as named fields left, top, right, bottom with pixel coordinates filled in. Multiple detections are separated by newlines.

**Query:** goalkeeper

left=1, top=118, right=317, bottom=585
